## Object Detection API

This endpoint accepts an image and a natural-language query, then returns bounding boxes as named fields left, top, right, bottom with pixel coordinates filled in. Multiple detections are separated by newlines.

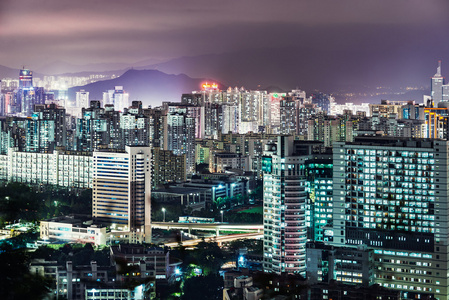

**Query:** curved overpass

left=164, top=232, right=264, bottom=248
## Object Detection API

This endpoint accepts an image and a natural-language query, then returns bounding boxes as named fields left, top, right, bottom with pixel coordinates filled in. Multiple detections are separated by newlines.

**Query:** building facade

left=331, top=137, right=448, bottom=299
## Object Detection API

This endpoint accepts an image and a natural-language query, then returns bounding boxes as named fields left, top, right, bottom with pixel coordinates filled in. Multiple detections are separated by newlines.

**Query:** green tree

left=191, top=241, right=224, bottom=275
left=181, top=274, right=223, bottom=300
left=0, top=245, right=52, bottom=300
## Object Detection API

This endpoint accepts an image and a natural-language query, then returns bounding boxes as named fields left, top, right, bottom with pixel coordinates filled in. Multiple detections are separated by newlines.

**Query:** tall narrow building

left=165, top=110, right=196, bottom=173
left=18, top=68, right=36, bottom=116
left=92, top=146, right=151, bottom=243
left=432, top=61, right=444, bottom=107
left=263, top=136, right=313, bottom=276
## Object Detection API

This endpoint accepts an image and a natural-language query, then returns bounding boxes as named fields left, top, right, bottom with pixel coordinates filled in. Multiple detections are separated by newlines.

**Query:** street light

left=162, top=208, right=166, bottom=222
left=220, top=210, right=224, bottom=223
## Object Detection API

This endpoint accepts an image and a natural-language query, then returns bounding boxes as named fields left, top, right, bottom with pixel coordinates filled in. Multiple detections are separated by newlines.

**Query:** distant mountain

left=35, top=61, right=134, bottom=76
left=35, top=58, right=168, bottom=76
left=68, top=69, right=222, bottom=107
left=54, top=69, right=129, bottom=78
left=139, top=46, right=437, bottom=102
left=0, top=64, right=19, bottom=79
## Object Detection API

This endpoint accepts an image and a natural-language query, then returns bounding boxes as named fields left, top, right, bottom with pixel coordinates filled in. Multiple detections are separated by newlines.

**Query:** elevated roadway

left=151, top=222, right=263, bottom=235
left=164, top=232, right=263, bottom=248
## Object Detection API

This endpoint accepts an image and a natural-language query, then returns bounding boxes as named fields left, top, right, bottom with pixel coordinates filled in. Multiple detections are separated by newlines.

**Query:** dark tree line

left=0, top=183, right=92, bottom=225
left=0, top=244, right=53, bottom=300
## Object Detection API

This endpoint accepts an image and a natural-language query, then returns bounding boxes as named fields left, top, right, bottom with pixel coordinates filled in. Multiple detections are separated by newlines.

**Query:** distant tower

left=18, top=68, right=36, bottom=116
left=76, top=90, right=89, bottom=108
left=19, top=68, right=33, bottom=89
left=431, top=61, right=444, bottom=107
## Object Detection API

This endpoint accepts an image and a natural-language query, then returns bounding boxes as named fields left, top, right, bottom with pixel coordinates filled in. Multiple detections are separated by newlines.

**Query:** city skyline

left=3, top=2, right=449, bottom=299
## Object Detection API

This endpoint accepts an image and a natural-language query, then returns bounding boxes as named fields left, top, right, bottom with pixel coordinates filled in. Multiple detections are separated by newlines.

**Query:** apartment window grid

left=344, top=148, right=436, bottom=234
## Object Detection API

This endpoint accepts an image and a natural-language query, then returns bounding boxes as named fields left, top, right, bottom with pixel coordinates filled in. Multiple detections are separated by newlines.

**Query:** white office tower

left=92, top=146, right=151, bottom=243
left=103, top=86, right=129, bottom=112
left=75, top=90, right=89, bottom=108
left=432, top=61, right=444, bottom=107
left=263, top=136, right=307, bottom=276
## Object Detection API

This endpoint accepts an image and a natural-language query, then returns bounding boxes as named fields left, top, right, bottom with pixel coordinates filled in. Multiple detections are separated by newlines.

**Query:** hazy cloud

left=0, top=0, right=448, bottom=73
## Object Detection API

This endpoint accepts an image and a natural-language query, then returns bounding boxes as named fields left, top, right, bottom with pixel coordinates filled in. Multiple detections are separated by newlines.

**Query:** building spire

left=435, top=60, right=442, bottom=77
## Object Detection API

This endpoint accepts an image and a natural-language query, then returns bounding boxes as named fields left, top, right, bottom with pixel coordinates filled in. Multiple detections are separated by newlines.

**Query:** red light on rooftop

left=202, top=82, right=218, bottom=90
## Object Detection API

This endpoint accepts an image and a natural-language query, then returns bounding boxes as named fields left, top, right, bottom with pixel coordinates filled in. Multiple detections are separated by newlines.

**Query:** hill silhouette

left=68, top=69, right=222, bottom=107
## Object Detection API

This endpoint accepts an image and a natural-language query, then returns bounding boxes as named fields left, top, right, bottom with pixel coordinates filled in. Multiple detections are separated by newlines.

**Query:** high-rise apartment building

left=279, top=96, right=298, bottom=135
left=308, top=113, right=354, bottom=147
left=305, top=152, right=333, bottom=242
left=92, top=146, right=151, bottom=243
left=222, top=103, right=239, bottom=134
left=34, top=104, right=67, bottom=149
left=311, top=92, right=332, bottom=114
left=263, top=136, right=311, bottom=276
left=151, top=147, right=186, bottom=188
left=25, top=113, right=55, bottom=153
left=164, top=102, right=205, bottom=139
left=103, top=86, right=129, bottom=112
left=165, top=110, right=196, bottom=173
left=120, top=112, right=149, bottom=146
left=331, top=137, right=448, bottom=299
left=76, top=101, right=108, bottom=151
left=424, top=107, right=449, bottom=139
left=143, top=106, right=165, bottom=148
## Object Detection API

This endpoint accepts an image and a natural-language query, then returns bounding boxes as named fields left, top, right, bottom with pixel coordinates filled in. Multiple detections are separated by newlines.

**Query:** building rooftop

left=345, top=136, right=443, bottom=148
left=43, top=215, right=106, bottom=228
left=152, top=186, right=206, bottom=195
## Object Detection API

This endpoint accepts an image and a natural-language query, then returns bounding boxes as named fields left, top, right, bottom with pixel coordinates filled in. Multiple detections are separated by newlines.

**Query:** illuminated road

left=151, top=222, right=263, bottom=233
left=164, top=232, right=263, bottom=248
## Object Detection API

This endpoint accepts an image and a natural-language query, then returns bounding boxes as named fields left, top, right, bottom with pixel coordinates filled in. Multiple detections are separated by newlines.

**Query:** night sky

left=1, top=0, right=449, bottom=92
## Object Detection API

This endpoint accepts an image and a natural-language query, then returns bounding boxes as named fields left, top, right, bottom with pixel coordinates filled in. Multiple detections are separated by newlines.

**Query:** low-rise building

left=210, top=152, right=249, bottom=173
left=110, top=244, right=169, bottom=279
left=306, top=242, right=374, bottom=286
left=40, top=216, right=108, bottom=245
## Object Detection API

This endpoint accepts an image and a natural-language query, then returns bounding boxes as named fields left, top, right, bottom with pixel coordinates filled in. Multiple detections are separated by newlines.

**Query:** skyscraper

left=263, top=136, right=310, bottom=276
left=18, top=68, right=36, bottom=116
left=432, top=61, right=445, bottom=107
left=18, top=68, right=33, bottom=89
